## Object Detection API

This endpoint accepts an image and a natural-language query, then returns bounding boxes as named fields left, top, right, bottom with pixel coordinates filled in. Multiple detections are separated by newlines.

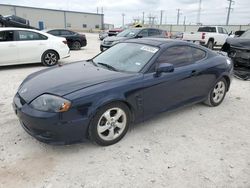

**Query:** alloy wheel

left=97, top=108, right=127, bottom=141
left=212, top=81, right=226, bottom=103
left=44, top=52, right=57, bottom=65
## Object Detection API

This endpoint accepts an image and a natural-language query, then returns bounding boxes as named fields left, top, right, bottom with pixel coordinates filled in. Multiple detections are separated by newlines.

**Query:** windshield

left=117, top=29, right=140, bottom=37
left=93, top=43, right=159, bottom=73
left=240, top=30, right=250, bottom=39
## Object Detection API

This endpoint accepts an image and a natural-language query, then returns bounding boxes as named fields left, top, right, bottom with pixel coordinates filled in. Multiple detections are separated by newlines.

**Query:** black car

left=0, top=15, right=37, bottom=29
left=45, top=29, right=87, bottom=50
left=100, top=28, right=168, bottom=51
left=222, top=30, right=250, bottom=68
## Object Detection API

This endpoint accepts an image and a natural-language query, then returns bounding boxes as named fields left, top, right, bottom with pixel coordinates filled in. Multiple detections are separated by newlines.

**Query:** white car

left=182, top=26, right=229, bottom=49
left=0, top=27, right=70, bottom=66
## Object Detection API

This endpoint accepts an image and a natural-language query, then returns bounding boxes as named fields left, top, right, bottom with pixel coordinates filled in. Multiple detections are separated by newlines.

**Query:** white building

left=0, top=4, right=104, bottom=31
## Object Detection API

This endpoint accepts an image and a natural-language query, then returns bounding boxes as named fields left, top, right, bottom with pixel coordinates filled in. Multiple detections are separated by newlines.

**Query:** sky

left=1, top=0, right=250, bottom=26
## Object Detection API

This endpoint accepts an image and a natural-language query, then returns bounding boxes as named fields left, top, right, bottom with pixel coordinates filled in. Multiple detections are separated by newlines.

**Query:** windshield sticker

left=140, top=46, right=158, bottom=53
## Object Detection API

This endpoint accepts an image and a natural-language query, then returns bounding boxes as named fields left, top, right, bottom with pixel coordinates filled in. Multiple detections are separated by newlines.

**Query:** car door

left=16, top=30, right=48, bottom=64
left=0, top=30, right=20, bottom=65
left=217, top=27, right=228, bottom=45
left=142, top=45, right=208, bottom=118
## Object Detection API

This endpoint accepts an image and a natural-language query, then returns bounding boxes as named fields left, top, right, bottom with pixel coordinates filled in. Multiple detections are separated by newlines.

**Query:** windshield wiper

left=87, top=59, right=98, bottom=66
left=97, top=62, right=118, bottom=71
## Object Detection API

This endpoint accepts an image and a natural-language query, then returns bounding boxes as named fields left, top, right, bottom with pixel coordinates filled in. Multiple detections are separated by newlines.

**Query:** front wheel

left=42, top=50, right=59, bottom=66
left=204, top=78, right=227, bottom=107
left=89, top=102, right=130, bottom=146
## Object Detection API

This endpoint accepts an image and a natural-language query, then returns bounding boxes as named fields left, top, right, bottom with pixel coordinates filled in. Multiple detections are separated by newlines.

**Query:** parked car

left=171, top=32, right=183, bottom=39
left=182, top=26, right=229, bottom=49
left=100, top=28, right=168, bottom=51
left=99, top=30, right=108, bottom=40
left=107, top=28, right=123, bottom=37
left=45, top=29, right=87, bottom=50
left=222, top=29, right=250, bottom=68
left=13, top=38, right=233, bottom=146
left=0, top=15, right=37, bottom=29
left=0, top=27, right=70, bottom=66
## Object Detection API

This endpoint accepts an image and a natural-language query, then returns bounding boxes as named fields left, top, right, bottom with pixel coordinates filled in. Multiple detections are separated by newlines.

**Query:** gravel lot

left=0, top=33, right=250, bottom=188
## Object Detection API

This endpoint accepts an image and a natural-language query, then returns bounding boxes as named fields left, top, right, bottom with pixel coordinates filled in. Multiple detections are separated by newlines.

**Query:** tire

left=100, top=46, right=104, bottom=52
left=71, top=41, right=81, bottom=50
left=89, top=102, right=130, bottom=146
left=207, top=40, right=214, bottom=50
left=42, top=50, right=59, bottom=66
left=204, top=78, right=227, bottom=107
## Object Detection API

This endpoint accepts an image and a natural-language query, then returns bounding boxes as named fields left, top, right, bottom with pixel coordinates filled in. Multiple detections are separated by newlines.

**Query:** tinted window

left=0, top=31, right=14, bottom=42
left=191, top=47, right=206, bottom=61
left=61, top=30, right=72, bottom=35
left=138, top=29, right=148, bottom=37
left=83, top=24, right=87, bottom=28
left=198, top=27, right=216, bottom=33
left=48, top=30, right=60, bottom=36
left=18, top=31, right=47, bottom=41
left=157, top=46, right=193, bottom=67
left=148, top=29, right=160, bottom=36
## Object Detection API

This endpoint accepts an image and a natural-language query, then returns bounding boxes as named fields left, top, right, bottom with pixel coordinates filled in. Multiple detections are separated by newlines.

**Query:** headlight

left=30, top=94, right=71, bottom=112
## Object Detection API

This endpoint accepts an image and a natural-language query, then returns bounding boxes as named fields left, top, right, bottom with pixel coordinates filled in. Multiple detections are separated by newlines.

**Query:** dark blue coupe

left=13, top=38, right=233, bottom=146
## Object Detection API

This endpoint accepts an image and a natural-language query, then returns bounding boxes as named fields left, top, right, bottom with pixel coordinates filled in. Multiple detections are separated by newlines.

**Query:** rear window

left=198, top=27, right=216, bottom=33
left=191, top=47, right=206, bottom=62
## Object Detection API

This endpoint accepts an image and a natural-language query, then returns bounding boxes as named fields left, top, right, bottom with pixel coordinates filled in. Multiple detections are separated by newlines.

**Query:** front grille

left=14, top=93, right=26, bottom=108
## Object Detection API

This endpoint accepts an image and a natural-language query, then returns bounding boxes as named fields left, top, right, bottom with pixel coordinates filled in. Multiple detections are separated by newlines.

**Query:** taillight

left=165, top=31, right=168, bottom=38
left=63, top=40, right=67, bottom=44
left=202, top=32, right=206, bottom=40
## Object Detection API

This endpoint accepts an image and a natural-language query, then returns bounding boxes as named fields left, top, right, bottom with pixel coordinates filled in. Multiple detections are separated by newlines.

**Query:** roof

left=0, top=27, right=38, bottom=31
left=125, top=38, right=188, bottom=47
left=0, top=3, right=103, bottom=16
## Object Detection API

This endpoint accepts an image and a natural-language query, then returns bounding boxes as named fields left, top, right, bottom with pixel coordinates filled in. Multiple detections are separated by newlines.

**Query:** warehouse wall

left=0, top=4, right=103, bottom=31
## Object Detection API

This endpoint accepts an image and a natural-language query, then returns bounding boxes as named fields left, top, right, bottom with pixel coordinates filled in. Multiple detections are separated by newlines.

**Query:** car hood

left=226, top=37, right=250, bottom=49
left=18, top=62, right=132, bottom=103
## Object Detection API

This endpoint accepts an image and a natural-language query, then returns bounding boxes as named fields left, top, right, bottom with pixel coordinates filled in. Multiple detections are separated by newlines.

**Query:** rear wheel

left=204, top=78, right=227, bottom=107
left=89, top=102, right=130, bottom=146
left=71, top=41, right=81, bottom=50
left=42, top=50, right=59, bottom=66
left=207, top=40, right=214, bottom=50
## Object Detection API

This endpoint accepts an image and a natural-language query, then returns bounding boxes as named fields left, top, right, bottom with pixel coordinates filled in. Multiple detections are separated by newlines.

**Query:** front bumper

left=13, top=94, right=90, bottom=144
left=228, top=47, right=250, bottom=67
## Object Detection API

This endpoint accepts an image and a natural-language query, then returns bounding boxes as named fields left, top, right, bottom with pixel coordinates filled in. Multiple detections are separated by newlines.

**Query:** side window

left=18, top=31, right=47, bottom=41
left=148, top=29, right=160, bottom=36
left=139, top=29, right=148, bottom=37
left=60, top=30, right=71, bottom=35
left=190, top=47, right=206, bottom=62
left=48, top=30, right=60, bottom=36
left=157, top=46, right=193, bottom=68
left=0, top=31, right=14, bottom=42
left=218, top=27, right=223, bottom=34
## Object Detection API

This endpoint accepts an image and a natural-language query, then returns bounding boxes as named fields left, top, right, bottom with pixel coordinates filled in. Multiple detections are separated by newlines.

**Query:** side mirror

left=155, top=63, right=174, bottom=76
